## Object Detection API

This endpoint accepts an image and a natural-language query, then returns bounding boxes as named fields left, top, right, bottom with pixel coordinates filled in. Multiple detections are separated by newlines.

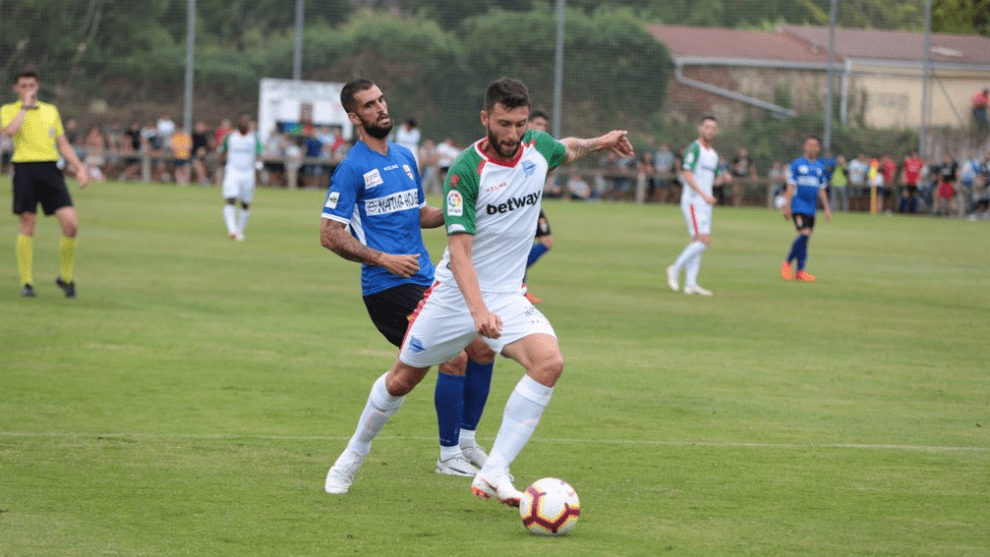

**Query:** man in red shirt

left=900, top=150, right=925, bottom=214
left=973, top=88, right=989, bottom=130
left=212, top=118, right=233, bottom=186
left=880, top=153, right=898, bottom=212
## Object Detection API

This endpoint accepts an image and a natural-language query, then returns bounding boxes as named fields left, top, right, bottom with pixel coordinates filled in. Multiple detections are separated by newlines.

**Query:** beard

left=487, top=128, right=520, bottom=159
left=362, top=115, right=393, bottom=139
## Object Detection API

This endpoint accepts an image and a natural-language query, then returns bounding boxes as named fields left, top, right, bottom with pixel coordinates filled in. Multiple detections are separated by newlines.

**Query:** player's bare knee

left=18, top=213, right=37, bottom=235
left=225, top=198, right=237, bottom=205
left=464, top=339, right=495, bottom=364
left=385, top=363, right=429, bottom=396
left=530, top=354, right=564, bottom=387
left=57, top=214, right=78, bottom=237
left=540, top=235, right=554, bottom=249
left=438, top=351, right=468, bottom=377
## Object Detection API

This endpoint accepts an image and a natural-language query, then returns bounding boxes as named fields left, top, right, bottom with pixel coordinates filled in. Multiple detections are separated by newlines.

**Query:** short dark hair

left=15, top=69, right=38, bottom=82
left=340, top=79, right=376, bottom=114
left=701, top=115, right=717, bottom=124
left=484, top=78, right=530, bottom=113
left=528, top=110, right=549, bottom=123
left=805, top=135, right=822, bottom=144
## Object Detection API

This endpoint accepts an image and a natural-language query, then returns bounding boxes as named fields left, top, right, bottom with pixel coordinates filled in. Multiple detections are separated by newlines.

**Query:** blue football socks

left=434, top=372, right=466, bottom=447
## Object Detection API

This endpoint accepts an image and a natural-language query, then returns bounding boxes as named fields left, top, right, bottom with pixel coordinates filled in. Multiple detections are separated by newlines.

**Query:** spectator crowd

left=1, top=111, right=988, bottom=219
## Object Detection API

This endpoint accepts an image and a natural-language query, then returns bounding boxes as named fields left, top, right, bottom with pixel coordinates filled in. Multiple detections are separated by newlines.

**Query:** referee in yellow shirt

left=1, top=69, right=89, bottom=298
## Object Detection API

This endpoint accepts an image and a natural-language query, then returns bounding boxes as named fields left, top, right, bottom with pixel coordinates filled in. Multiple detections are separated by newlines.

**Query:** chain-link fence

left=2, top=1, right=988, bottom=212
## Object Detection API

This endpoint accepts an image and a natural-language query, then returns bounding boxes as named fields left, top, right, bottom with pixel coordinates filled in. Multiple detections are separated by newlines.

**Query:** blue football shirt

left=321, top=140, right=434, bottom=296
left=787, top=156, right=826, bottom=216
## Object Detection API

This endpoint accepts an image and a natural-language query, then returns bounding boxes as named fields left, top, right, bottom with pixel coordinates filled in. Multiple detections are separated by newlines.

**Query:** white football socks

left=481, top=374, right=553, bottom=475
left=223, top=204, right=237, bottom=234
left=685, top=251, right=704, bottom=288
left=459, top=428, right=477, bottom=449
left=345, top=373, right=404, bottom=456
left=237, top=208, right=250, bottom=234
left=672, top=240, right=706, bottom=273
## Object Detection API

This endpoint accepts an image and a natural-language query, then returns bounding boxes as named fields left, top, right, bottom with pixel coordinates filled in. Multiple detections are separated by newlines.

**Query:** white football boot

left=666, top=265, right=679, bottom=292
left=324, top=449, right=366, bottom=494
left=471, top=470, right=523, bottom=507
left=684, top=284, right=713, bottom=296
left=435, top=453, right=478, bottom=477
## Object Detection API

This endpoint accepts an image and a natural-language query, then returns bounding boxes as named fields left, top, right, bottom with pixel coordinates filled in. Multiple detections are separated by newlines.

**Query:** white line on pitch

left=0, top=431, right=985, bottom=453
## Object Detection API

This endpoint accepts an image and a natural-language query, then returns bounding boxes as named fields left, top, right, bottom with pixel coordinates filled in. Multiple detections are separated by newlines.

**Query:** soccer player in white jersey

left=324, top=78, right=634, bottom=505
left=219, top=115, right=261, bottom=241
left=667, top=115, right=724, bottom=296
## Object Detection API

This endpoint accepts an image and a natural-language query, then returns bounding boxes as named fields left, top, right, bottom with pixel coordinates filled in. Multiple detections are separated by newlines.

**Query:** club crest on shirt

left=522, top=160, right=537, bottom=177
left=325, top=191, right=340, bottom=209
left=363, top=168, right=384, bottom=189
left=403, top=164, right=414, bottom=182
left=446, top=190, right=463, bottom=217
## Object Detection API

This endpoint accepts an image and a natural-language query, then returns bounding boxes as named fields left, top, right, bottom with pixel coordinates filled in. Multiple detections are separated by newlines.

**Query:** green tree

left=0, top=0, right=175, bottom=96
left=459, top=6, right=672, bottom=136
left=932, top=0, right=990, bottom=36
left=799, top=0, right=925, bottom=31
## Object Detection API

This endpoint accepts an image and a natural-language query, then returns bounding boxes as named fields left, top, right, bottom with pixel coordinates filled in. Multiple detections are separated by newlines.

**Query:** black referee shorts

left=12, top=161, right=73, bottom=216
left=362, top=282, right=429, bottom=348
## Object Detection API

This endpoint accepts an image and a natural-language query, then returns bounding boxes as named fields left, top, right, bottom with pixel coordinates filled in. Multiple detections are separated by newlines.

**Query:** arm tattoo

left=322, top=222, right=381, bottom=266
left=566, top=138, right=599, bottom=162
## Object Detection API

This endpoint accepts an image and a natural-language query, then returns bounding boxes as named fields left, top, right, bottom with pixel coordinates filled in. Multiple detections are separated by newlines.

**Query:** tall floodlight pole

left=920, top=0, right=932, bottom=157
left=552, top=0, right=565, bottom=138
left=823, top=0, right=837, bottom=151
left=293, top=0, right=304, bottom=80
left=183, top=0, right=196, bottom=133
left=182, top=0, right=196, bottom=133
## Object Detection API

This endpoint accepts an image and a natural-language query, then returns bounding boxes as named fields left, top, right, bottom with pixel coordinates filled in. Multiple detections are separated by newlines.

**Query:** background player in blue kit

left=522, top=110, right=554, bottom=304
left=780, top=135, right=832, bottom=282
left=320, top=79, right=495, bottom=480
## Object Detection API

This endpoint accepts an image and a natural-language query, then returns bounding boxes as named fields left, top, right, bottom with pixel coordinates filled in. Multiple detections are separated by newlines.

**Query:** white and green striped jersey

left=435, top=129, right=566, bottom=294
left=221, top=131, right=262, bottom=174
left=681, top=140, right=720, bottom=204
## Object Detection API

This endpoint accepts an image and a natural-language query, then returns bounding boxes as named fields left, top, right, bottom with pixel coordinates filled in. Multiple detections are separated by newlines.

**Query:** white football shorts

left=398, top=282, right=556, bottom=368
left=682, top=200, right=712, bottom=236
left=222, top=170, right=256, bottom=203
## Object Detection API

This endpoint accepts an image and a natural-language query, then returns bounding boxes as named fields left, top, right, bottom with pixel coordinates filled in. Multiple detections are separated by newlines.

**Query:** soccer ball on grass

left=518, top=477, right=581, bottom=536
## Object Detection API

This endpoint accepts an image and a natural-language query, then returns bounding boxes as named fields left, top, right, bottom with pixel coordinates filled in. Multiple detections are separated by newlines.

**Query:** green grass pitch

left=1, top=179, right=988, bottom=556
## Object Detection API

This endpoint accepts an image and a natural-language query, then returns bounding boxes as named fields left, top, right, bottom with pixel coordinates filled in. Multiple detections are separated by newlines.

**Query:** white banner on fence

left=258, top=78, right=353, bottom=141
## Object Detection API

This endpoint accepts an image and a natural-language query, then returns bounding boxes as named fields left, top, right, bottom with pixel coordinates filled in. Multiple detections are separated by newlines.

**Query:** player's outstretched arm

left=560, top=130, right=634, bottom=165
left=320, top=219, right=420, bottom=278
left=447, top=233, right=502, bottom=339
left=419, top=206, right=444, bottom=229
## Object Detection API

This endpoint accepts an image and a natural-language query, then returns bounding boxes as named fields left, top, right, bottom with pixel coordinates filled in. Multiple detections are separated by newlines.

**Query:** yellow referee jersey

left=0, top=100, right=65, bottom=162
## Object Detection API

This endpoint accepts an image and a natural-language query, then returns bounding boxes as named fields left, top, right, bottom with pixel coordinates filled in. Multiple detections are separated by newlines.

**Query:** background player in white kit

left=324, top=78, right=634, bottom=504
left=666, top=115, right=724, bottom=296
left=219, top=115, right=262, bottom=241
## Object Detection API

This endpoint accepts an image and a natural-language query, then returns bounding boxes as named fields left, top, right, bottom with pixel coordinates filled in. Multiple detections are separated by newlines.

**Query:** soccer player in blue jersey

left=780, top=135, right=832, bottom=282
left=320, top=79, right=495, bottom=480
left=521, top=110, right=554, bottom=304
